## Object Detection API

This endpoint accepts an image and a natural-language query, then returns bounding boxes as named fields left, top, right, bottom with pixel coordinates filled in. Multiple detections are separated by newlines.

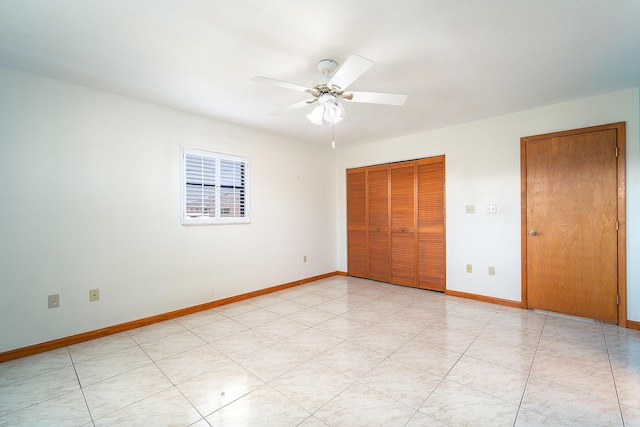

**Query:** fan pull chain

left=332, top=122, right=336, bottom=149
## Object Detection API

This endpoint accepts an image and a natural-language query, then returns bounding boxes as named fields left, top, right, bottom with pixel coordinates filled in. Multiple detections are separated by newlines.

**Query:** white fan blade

left=328, top=54, right=373, bottom=90
left=346, top=91, right=407, bottom=106
left=269, top=99, right=314, bottom=116
left=252, top=76, right=314, bottom=93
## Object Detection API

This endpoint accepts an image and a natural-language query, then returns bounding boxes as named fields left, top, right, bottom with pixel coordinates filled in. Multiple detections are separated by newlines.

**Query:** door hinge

left=616, top=221, right=619, bottom=231
left=617, top=294, right=619, bottom=305
left=616, top=146, right=619, bottom=157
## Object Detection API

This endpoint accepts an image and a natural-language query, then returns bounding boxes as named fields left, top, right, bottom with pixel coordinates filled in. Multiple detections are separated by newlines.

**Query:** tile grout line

left=510, top=310, right=547, bottom=426
left=67, top=345, right=96, bottom=426
left=603, top=323, right=627, bottom=427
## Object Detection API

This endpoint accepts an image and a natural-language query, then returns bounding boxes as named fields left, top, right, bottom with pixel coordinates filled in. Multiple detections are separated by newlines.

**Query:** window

left=181, top=147, right=250, bottom=224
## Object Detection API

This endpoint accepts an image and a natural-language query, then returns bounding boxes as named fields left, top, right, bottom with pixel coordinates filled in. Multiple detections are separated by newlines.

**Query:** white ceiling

left=1, top=1, right=639, bottom=147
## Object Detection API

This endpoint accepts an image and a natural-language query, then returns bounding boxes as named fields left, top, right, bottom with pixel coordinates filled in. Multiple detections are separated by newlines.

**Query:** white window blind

left=181, top=147, right=250, bottom=224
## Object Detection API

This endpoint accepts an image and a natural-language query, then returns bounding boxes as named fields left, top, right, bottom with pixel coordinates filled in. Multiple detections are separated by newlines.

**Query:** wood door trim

left=520, top=122, right=627, bottom=326
left=617, top=124, right=627, bottom=327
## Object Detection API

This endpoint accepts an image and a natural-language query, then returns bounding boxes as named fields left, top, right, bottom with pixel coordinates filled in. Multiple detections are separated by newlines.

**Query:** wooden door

left=521, top=123, right=626, bottom=323
left=347, top=168, right=367, bottom=277
left=417, top=156, right=446, bottom=291
left=367, top=165, right=390, bottom=281
left=390, top=161, right=416, bottom=286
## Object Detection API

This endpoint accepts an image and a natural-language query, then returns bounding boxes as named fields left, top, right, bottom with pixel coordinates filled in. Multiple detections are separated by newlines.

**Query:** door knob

left=529, top=230, right=537, bottom=236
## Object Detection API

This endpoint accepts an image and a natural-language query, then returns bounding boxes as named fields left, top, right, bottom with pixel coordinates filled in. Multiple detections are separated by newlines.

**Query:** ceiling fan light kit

left=252, top=54, right=408, bottom=144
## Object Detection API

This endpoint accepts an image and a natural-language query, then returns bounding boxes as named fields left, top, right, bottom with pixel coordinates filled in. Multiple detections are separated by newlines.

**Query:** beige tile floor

left=1, top=276, right=639, bottom=426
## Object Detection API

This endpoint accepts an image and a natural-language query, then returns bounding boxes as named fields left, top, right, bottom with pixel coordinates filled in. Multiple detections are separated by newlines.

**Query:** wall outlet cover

left=48, top=294, right=59, bottom=309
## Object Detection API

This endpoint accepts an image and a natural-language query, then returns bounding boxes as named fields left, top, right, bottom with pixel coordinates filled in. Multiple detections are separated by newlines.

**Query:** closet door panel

left=417, top=156, right=446, bottom=290
left=347, top=168, right=367, bottom=277
left=367, top=165, right=390, bottom=281
left=390, top=162, right=416, bottom=286
left=348, top=230, right=367, bottom=277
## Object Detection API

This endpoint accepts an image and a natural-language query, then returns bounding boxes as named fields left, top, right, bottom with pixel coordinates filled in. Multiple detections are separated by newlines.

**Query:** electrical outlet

left=466, top=264, right=473, bottom=273
left=488, top=266, right=496, bottom=276
left=303, top=255, right=307, bottom=263
left=89, top=288, right=100, bottom=302
left=48, top=294, right=59, bottom=309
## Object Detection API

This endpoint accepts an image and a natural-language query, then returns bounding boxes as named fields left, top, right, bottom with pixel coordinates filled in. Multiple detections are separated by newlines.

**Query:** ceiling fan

left=252, top=54, right=408, bottom=127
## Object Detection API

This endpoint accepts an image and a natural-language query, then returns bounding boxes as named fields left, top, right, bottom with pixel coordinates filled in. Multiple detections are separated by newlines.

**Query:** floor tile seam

left=310, top=379, right=416, bottom=424
left=0, top=363, right=83, bottom=416
left=219, top=339, right=304, bottom=362
left=435, top=375, right=524, bottom=409
left=489, top=317, right=547, bottom=331
left=353, top=373, right=436, bottom=413
left=151, top=347, right=247, bottom=421
left=138, top=335, right=211, bottom=365
left=89, top=384, right=183, bottom=424
left=403, top=410, right=454, bottom=427
left=525, top=372, right=620, bottom=404
left=250, top=312, right=317, bottom=332
left=254, top=382, right=314, bottom=418
left=512, top=310, right=548, bottom=427
left=69, top=342, right=143, bottom=366
left=263, top=306, right=311, bottom=318
left=82, top=339, right=176, bottom=419
left=408, top=337, right=468, bottom=357
left=127, top=327, right=189, bottom=346
left=484, top=319, right=546, bottom=336
left=452, top=310, right=495, bottom=358
left=75, top=360, right=158, bottom=389
left=175, top=315, right=228, bottom=330
left=538, top=333, right=609, bottom=349
left=470, top=332, right=539, bottom=353
left=514, top=406, right=573, bottom=427
left=603, top=326, right=628, bottom=424
left=450, top=302, right=502, bottom=316
left=233, top=348, right=311, bottom=383
left=138, top=328, right=207, bottom=354
left=0, top=361, right=78, bottom=389
left=267, top=375, right=354, bottom=418
left=530, top=351, right=619, bottom=377
left=171, top=376, right=235, bottom=421
left=310, top=343, right=389, bottom=383
left=0, top=383, right=86, bottom=421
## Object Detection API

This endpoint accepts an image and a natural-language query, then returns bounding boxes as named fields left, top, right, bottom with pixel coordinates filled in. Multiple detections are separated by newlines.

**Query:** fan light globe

left=323, top=102, right=342, bottom=123
left=307, top=104, right=324, bottom=126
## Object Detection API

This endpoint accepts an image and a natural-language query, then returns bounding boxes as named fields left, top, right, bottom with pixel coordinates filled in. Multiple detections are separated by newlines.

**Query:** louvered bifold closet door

left=417, top=156, right=446, bottom=291
left=367, top=164, right=390, bottom=282
left=347, top=168, right=367, bottom=277
left=390, top=161, right=416, bottom=286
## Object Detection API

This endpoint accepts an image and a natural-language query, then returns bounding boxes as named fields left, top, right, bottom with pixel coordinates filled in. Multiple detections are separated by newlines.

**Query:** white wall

left=1, top=66, right=637, bottom=354
left=335, top=88, right=640, bottom=322
left=0, top=67, right=337, bottom=352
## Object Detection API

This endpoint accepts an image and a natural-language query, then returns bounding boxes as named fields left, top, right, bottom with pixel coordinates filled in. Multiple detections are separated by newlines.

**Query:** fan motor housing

left=317, top=59, right=338, bottom=75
